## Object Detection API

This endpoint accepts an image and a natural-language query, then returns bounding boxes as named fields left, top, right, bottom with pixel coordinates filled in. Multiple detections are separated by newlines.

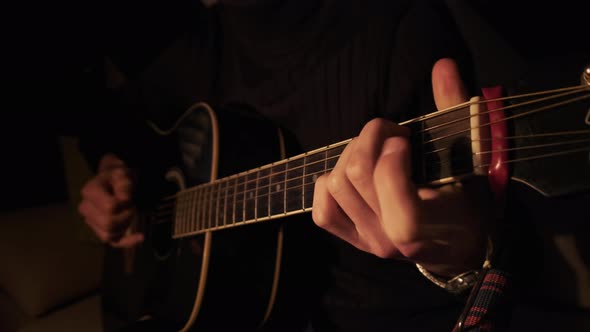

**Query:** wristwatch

left=416, top=238, right=493, bottom=294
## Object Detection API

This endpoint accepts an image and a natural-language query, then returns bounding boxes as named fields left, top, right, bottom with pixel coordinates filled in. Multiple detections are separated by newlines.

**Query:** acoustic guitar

left=101, top=62, right=590, bottom=332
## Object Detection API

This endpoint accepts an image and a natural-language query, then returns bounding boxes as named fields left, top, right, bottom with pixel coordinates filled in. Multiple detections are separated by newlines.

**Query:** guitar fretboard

left=171, top=141, right=348, bottom=238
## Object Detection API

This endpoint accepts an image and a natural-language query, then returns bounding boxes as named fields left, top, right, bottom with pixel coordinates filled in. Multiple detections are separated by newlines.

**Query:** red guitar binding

left=482, top=86, right=508, bottom=201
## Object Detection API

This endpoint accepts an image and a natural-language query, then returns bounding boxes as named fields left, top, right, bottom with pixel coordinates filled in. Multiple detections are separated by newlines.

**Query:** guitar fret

left=182, top=192, right=189, bottom=234
left=188, top=190, right=195, bottom=233
left=241, top=174, right=247, bottom=222
left=283, top=162, right=288, bottom=214
left=175, top=194, right=180, bottom=235
left=174, top=196, right=183, bottom=234
left=232, top=176, right=238, bottom=224
left=301, top=154, right=307, bottom=210
left=204, top=188, right=209, bottom=228
left=193, top=188, right=202, bottom=231
left=200, top=186, right=206, bottom=231
left=223, top=181, right=228, bottom=225
left=268, top=167, right=272, bottom=218
left=223, top=178, right=230, bottom=227
left=188, top=190, right=194, bottom=233
left=180, top=194, right=184, bottom=235
left=187, top=191, right=193, bottom=234
left=224, top=180, right=229, bottom=223
left=245, top=172, right=256, bottom=221
left=269, top=163, right=286, bottom=216
left=254, top=171, right=259, bottom=220
left=238, top=175, right=247, bottom=221
left=210, top=183, right=216, bottom=229
left=186, top=192, right=192, bottom=233
left=286, top=157, right=304, bottom=213
left=198, top=188, right=204, bottom=230
left=173, top=196, right=178, bottom=235
left=215, top=181, right=222, bottom=227
left=205, top=185, right=214, bottom=229
left=257, top=168, right=270, bottom=220
left=303, top=151, right=325, bottom=209
left=235, top=175, right=245, bottom=223
left=187, top=191, right=191, bottom=233
left=198, top=186, right=204, bottom=231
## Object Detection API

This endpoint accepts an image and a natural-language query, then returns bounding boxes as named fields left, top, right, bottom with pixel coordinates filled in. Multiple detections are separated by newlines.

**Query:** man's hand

left=312, top=58, right=490, bottom=277
left=78, top=154, right=144, bottom=248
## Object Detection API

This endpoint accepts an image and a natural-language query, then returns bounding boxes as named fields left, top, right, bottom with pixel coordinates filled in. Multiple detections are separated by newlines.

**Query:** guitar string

left=157, top=86, right=590, bottom=204
left=425, top=129, right=590, bottom=155
left=163, top=138, right=590, bottom=208
left=400, top=85, right=587, bottom=126
left=161, top=134, right=590, bottom=208
left=476, top=146, right=590, bottom=167
left=422, top=93, right=590, bottom=145
left=159, top=122, right=590, bottom=209
left=166, top=144, right=589, bottom=232
left=415, top=85, right=588, bottom=135
left=159, top=129, right=590, bottom=220
left=166, top=138, right=590, bottom=231
left=455, top=137, right=590, bottom=157
left=153, top=145, right=590, bottom=228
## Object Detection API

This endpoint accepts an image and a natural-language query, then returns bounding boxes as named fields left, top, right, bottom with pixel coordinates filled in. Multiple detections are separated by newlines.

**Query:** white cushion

left=0, top=204, right=103, bottom=316
left=17, top=294, right=102, bottom=332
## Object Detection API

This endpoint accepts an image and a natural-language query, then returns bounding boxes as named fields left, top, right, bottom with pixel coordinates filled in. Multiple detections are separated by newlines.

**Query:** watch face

left=446, top=270, right=482, bottom=294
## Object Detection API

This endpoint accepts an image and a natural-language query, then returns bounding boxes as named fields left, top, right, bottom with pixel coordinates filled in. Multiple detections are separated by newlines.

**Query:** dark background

left=2, top=0, right=589, bottom=208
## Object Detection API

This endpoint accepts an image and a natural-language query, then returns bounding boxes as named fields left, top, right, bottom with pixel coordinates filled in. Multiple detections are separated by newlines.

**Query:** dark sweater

left=82, top=1, right=476, bottom=331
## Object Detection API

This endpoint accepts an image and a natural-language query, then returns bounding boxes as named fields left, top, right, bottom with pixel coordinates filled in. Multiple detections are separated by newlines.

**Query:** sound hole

left=151, top=216, right=174, bottom=260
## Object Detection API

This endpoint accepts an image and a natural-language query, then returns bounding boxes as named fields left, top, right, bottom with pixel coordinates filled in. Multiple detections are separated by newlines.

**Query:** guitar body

left=102, top=103, right=288, bottom=331
left=503, top=56, right=590, bottom=226
left=508, top=56, right=590, bottom=197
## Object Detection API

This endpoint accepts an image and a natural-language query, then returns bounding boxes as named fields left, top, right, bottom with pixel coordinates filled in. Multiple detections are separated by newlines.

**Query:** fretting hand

left=312, top=58, right=490, bottom=277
